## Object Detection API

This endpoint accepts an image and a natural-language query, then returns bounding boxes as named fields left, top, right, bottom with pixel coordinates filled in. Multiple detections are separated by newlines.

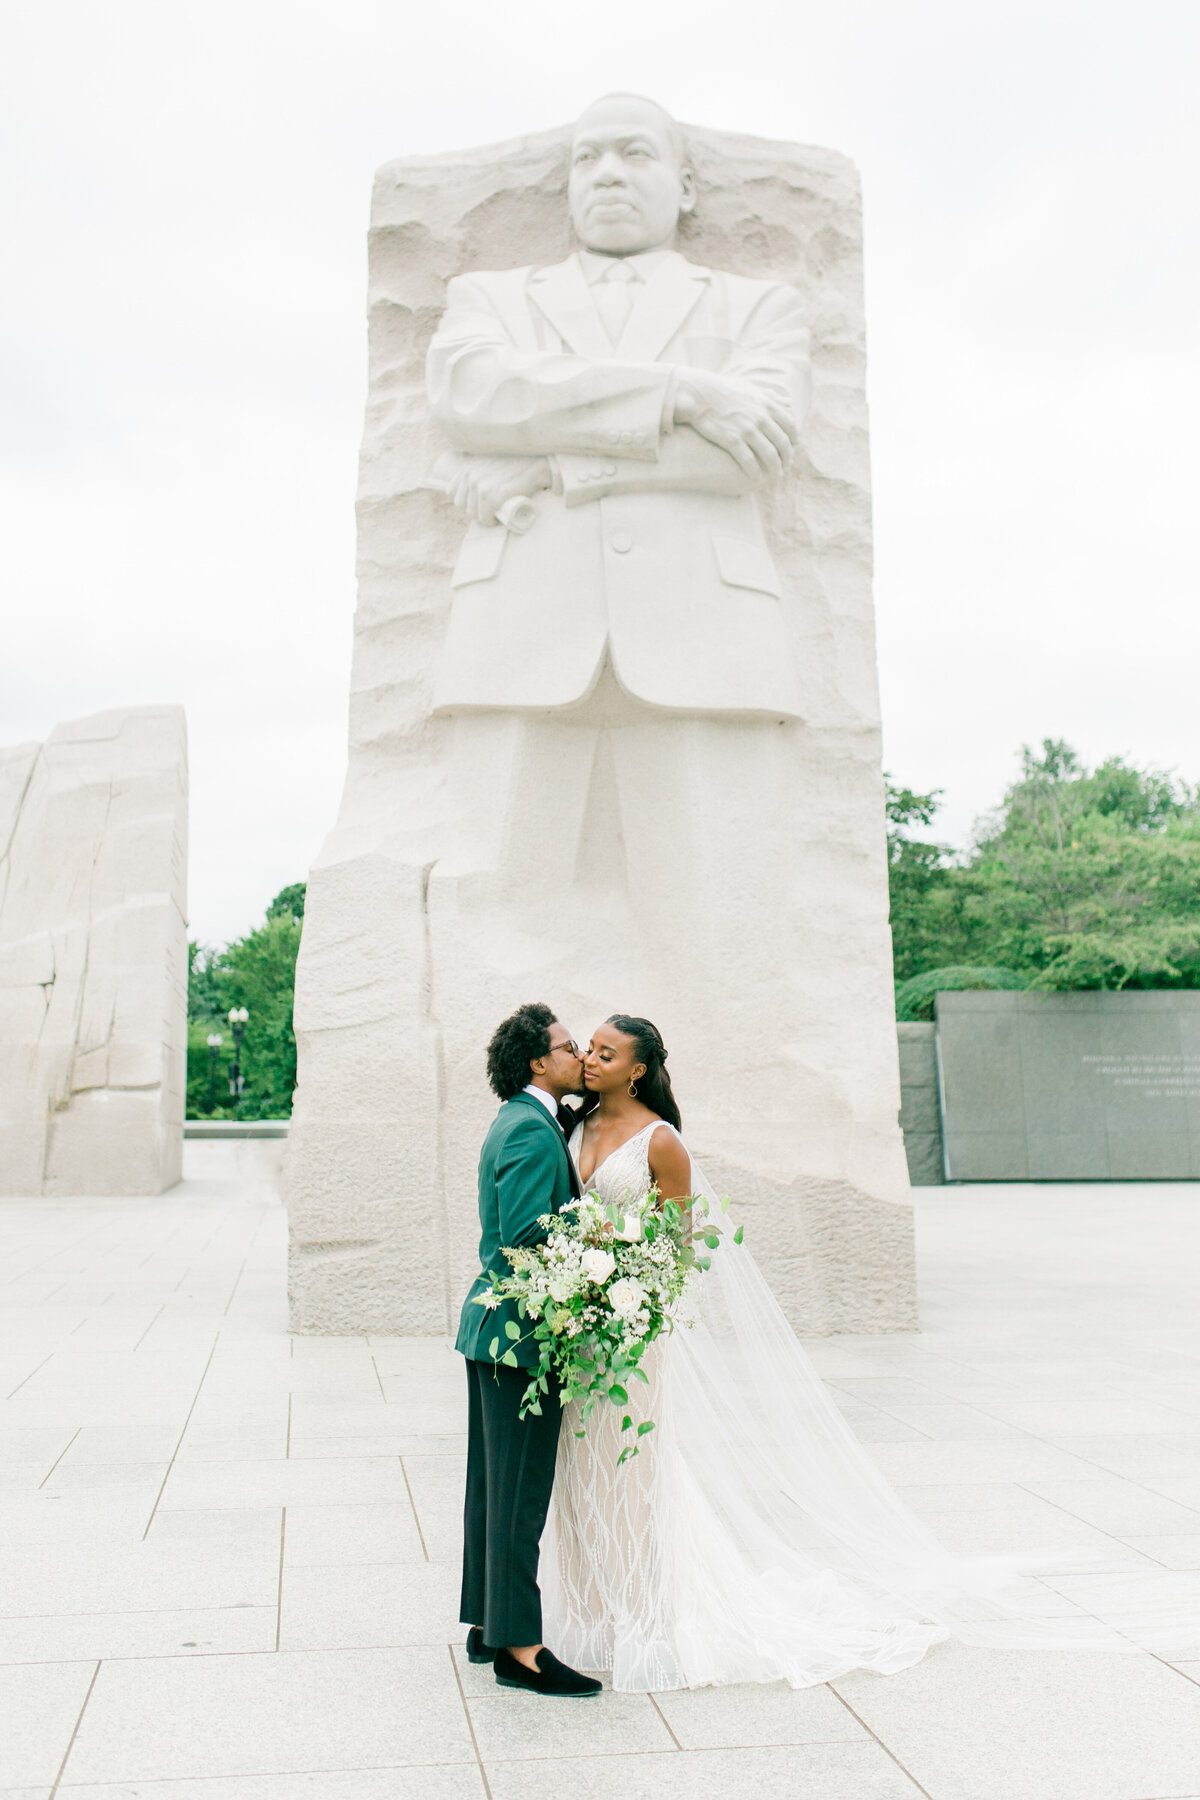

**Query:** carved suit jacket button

left=610, top=532, right=634, bottom=554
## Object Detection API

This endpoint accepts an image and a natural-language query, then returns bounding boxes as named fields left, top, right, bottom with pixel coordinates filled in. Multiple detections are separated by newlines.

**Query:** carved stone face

left=569, top=95, right=695, bottom=256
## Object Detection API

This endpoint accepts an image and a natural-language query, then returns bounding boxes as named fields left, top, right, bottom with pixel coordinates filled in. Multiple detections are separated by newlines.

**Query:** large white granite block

left=286, top=106, right=916, bottom=1334
left=0, top=707, right=188, bottom=1196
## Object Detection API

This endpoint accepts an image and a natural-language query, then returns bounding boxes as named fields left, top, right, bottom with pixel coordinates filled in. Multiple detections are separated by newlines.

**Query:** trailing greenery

left=888, top=741, right=1200, bottom=1010
left=186, top=884, right=306, bottom=1119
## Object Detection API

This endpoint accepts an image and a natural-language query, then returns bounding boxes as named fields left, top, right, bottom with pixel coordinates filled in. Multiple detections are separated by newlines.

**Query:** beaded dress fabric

left=538, top=1120, right=1200, bottom=1693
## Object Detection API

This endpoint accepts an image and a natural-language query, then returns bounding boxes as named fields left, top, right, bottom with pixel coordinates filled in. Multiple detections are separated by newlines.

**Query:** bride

left=539, top=1013, right=1200, bottom=1693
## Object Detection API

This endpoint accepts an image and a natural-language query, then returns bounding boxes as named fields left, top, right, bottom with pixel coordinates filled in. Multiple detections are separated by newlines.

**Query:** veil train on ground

left=541, top=1140, right=1200, bottom=1692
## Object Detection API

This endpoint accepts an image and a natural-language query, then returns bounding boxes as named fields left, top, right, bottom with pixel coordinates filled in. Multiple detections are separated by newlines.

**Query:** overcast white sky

left=3, top=0, right=1197, bottom=944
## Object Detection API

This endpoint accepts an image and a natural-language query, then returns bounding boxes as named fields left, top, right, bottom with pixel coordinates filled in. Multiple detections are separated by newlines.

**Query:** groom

left=456, top=1002, right=601, bottom=1698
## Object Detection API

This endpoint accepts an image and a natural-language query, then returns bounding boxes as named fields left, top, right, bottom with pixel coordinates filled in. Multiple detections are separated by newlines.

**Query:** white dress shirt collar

left=521, top=1083, right=560, bottom=1119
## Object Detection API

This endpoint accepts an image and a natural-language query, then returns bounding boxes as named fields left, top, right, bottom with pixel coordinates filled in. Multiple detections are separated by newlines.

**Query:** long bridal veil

left=589, top=1151, right=1200, bottom=1684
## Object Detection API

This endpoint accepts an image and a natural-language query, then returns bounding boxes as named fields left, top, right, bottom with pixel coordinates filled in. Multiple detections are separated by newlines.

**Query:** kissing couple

left=457, top=1003, right=1200, bottom=1697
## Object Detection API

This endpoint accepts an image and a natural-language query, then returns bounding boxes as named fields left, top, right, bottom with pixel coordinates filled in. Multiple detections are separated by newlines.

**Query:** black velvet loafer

left=465, top=1626, right=497, bottom=1665
left=493, top=1646, right=602, bottom=1696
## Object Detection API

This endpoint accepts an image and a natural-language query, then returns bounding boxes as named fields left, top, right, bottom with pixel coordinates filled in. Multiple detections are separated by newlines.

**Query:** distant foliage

left=888, top=742, right=1200, bottom=1009
left=894, top=966, right=1026, bottom=1023
left=186, top=883, right=306, bottom=1119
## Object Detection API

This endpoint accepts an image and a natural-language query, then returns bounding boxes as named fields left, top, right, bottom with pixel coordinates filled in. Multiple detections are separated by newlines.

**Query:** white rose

left=581, top=1247, right=616, bottom=1285
left=608, top=1276, right=647, bottom=1319
left=613, top=1212, right=643, bottom=1242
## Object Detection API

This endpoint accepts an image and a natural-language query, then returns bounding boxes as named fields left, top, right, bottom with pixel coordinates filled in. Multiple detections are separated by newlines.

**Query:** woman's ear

left=633, top=1063, right=647, bottom=1084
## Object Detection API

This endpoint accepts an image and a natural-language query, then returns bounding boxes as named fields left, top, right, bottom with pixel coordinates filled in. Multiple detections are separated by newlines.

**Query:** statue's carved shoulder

left=442, top=265, right=541, bottom=348
left=707, top=266, right=806, bottom=340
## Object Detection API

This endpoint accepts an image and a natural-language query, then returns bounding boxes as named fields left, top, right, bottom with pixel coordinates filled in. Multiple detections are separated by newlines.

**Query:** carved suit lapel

left=528, top=252, right=710, bottom=364
left=617, top=253, right=710, bottom=362
left=527, top=256, right=611, bottom=360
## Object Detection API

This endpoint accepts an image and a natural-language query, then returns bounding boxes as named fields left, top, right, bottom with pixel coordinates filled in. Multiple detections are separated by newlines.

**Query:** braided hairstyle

left=604, top=1014, right=681, bottom=1129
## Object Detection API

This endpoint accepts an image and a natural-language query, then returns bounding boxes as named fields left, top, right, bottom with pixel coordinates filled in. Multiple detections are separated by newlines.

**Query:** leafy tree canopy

left=888, top=742, right=1200, bottom=1003
left=187, top=883, right=306, bottom=1119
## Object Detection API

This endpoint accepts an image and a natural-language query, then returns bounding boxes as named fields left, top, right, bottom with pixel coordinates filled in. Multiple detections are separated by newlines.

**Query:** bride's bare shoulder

left=647, top=1119, right=691, bottom=1194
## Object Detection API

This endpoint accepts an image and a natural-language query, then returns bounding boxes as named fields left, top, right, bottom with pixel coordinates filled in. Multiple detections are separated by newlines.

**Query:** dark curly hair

left=585, top=1014, right=681, bottom=1130
left=486, top=1001, right=557, bottom=1101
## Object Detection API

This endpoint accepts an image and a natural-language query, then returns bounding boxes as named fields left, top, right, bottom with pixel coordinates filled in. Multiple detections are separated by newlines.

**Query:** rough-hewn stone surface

left=286, top=123, right=916, bottom=1335
left=0, top=707, right=188, bottom=1196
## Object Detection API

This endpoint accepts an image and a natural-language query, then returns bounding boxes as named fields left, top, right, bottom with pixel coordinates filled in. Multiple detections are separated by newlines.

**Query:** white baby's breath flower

left=581, top=1247, right=616, bottom=1284
left=475, top=1291, right=502, bottom=1310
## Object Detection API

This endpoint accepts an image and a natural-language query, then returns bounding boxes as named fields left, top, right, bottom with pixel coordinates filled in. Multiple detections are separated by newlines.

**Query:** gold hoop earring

left=628, top=1080, right=638, bottom=1098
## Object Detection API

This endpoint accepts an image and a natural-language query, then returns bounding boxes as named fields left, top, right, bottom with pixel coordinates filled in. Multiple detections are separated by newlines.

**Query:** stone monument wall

left=286, top=123, right=917, bottom=1335
left=897, top=1022, right=945, bottom=1185
left=0, top=707, right=188, bottom=1196
left=938, top=989, right=1200, bottom=1180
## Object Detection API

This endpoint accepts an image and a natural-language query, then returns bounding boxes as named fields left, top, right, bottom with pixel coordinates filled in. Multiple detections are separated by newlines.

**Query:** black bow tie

left=555, top=1103, right=578, bottom=1136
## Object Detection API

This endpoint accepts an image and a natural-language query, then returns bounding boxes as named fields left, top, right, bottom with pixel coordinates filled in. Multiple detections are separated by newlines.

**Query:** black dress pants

left=460, top=1358, right=563, bottom=1648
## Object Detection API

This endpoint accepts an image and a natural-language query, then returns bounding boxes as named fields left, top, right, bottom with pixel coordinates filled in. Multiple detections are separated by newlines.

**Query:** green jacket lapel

left=507, top=1090, right=581, bottom=1197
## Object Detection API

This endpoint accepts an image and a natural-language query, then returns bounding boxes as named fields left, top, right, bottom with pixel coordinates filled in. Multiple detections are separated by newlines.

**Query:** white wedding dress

left=538, top=1119, right=1200, bottom=1692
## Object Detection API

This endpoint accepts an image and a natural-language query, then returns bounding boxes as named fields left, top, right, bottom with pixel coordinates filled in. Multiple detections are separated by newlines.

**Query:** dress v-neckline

left=574, top=1119, right=658, bottom=1188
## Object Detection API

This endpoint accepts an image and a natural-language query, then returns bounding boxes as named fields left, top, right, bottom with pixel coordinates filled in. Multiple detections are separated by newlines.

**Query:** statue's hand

left=450, top=456, right=553, bottom=525
left=672, top=372, right=797, bottom=481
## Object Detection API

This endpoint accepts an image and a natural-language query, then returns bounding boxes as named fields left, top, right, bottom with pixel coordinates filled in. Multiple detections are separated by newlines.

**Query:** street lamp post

left=205, top=1033, right=223, bottom=1114
left=228, top=1007, right=249, bottom=1102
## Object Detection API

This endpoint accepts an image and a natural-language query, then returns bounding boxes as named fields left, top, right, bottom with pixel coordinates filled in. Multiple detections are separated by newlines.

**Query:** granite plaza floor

left=4, top=1144, right=1200, bottom=1800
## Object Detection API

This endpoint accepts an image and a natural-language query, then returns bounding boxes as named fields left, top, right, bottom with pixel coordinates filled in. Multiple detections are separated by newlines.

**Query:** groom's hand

left=450, top=455, right=554, bottom=525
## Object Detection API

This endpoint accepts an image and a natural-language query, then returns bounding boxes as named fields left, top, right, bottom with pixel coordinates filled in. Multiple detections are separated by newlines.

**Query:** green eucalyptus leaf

left=488, top=1336, right=500, bottom=1359
left=622, top=1415, right=633, bottom=1432
left=703, top=1233, right=720, bottom=1249
left=637, top=1420, right=656, bottom=1437
left=609, top=1383, right=628, bottom=1405
left=501, top=1349, right=519, bottom=1368
left=734, top=1224, right=745, bottom=1245
left=504, top=1321, right=521, bottom=1340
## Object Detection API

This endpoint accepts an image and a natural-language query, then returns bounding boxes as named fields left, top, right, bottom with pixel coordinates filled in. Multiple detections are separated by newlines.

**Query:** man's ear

left=678, top=168, right=696, bottom=216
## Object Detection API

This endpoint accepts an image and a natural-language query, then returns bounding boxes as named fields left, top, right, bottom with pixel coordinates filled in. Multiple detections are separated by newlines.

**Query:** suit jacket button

left=610, top=532, right=633, bottom=554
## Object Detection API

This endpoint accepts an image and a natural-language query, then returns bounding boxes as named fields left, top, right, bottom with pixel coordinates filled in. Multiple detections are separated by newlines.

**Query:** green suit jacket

left=455, top=1091, right=581, bottom=1368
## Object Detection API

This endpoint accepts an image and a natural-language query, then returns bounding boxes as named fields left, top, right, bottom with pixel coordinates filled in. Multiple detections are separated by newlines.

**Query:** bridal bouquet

left=476, top=1188, right=741, bottom=1463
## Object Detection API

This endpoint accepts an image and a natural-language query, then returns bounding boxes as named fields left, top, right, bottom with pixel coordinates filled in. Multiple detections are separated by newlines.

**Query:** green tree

left=886, top=742, right=1200, bottom=1003
left=967, top=741, right=1200, bottom=989
left=885, top=781, right=972, bottom=983
left=186, top=883, right=306, bottom=1118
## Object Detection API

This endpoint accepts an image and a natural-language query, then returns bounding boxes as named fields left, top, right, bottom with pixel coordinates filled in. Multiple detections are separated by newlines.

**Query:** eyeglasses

left=550, top=1039, right=581, bottom=1058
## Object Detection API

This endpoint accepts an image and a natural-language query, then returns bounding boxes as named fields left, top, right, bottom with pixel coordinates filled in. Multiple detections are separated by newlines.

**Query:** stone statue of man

left=426, top=92, right=811, bottom=717
left=286, top=100, right=916, bottom=1343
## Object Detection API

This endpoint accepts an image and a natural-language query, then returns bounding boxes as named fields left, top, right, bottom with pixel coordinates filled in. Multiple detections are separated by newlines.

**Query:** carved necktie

left=594, top=260, right=639, bottom=347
